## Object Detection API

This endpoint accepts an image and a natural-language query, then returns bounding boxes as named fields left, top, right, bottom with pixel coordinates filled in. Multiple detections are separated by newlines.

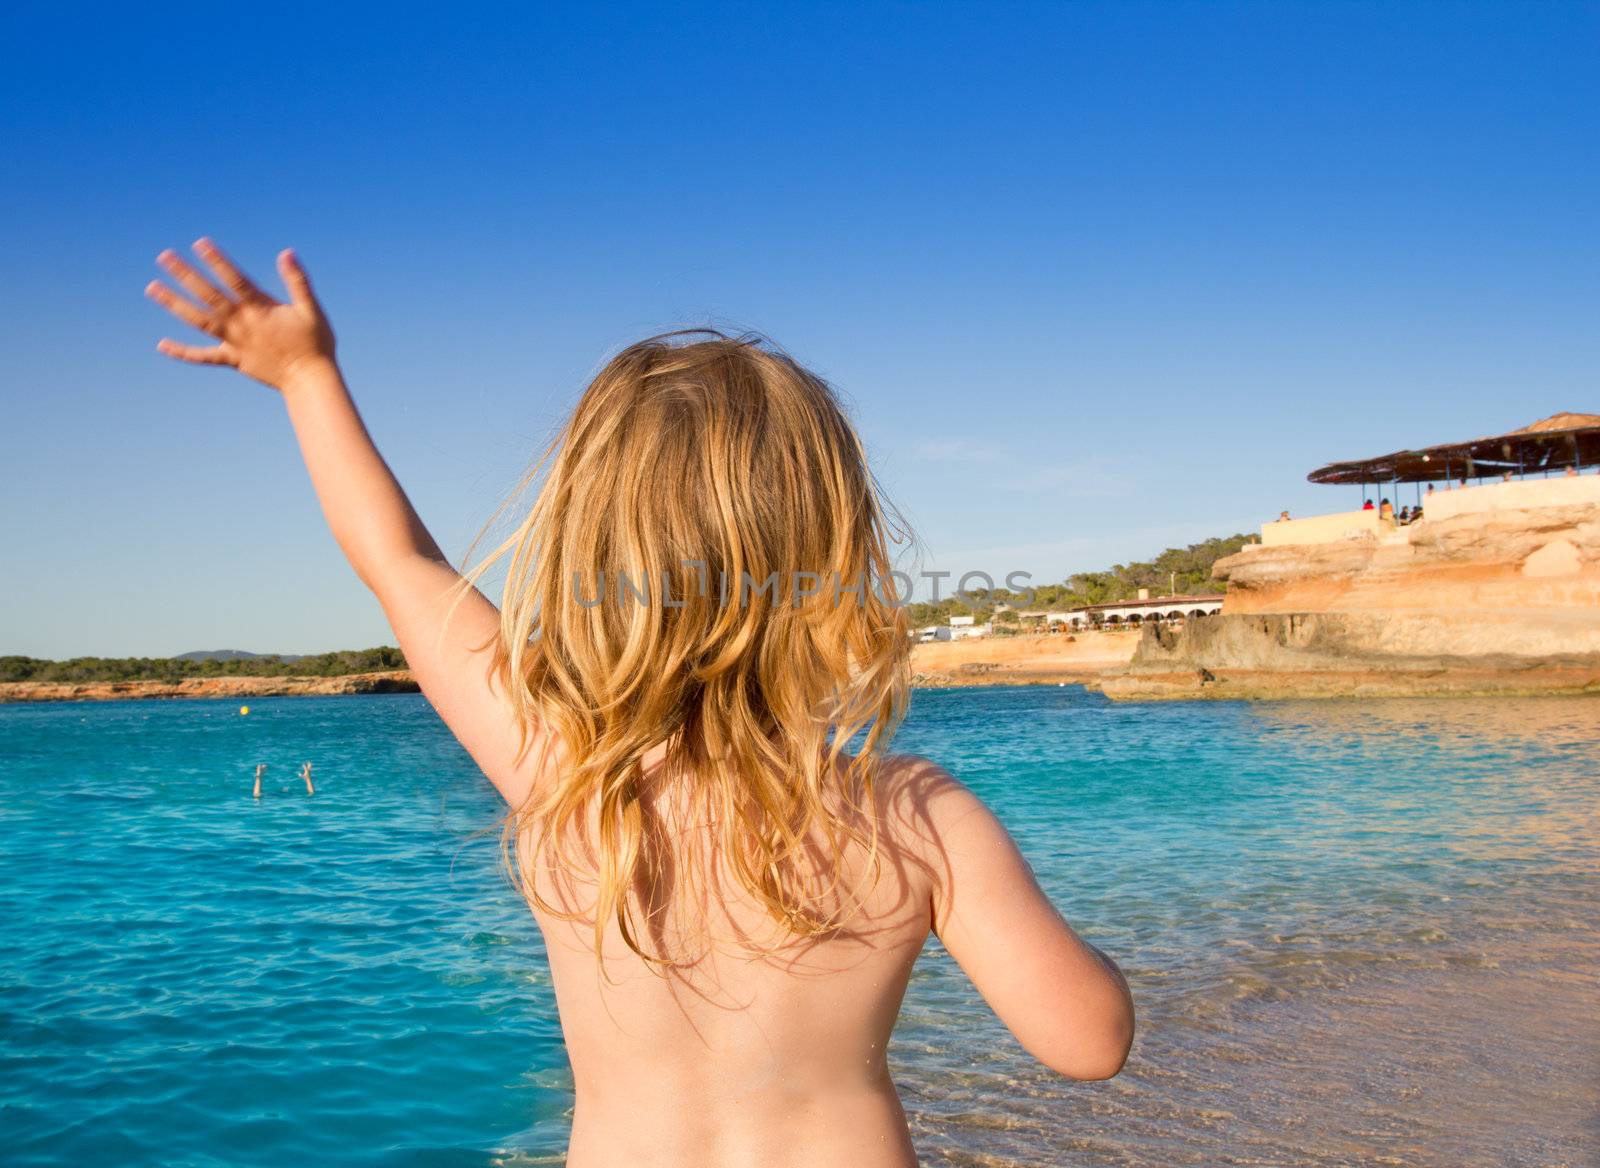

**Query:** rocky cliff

left=1214, top=497, right=1600, bottom=617
left=1100, top=485, right=1600, bottom=701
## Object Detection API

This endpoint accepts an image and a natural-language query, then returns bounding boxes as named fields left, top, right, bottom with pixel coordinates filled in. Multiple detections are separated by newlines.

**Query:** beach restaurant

left=1263, top=412, right=1600, bottom=548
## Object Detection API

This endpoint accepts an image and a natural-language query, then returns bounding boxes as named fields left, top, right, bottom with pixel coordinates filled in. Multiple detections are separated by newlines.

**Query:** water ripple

left=2, top=690, right=1597, bottom=1165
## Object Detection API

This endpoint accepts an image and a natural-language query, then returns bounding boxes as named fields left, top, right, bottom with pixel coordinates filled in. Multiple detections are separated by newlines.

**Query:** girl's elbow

left=1032, top=1004, right=1135, bottom=1081
left=1047, top=1034, right=1132, bottom=1082
left=1065, top=1026, right=1134, bottom=1082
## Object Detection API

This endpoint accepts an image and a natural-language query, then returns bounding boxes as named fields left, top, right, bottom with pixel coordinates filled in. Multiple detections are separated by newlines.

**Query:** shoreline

left=1099, top=664, right=1600, bottom=701
left=1099, top=611, right=1600, bottom=702
left=9, top=626, right=1600, bottom=704
left=0, top=670, right=421, bottom=704
left=2, top=634, right=1145, bottom=704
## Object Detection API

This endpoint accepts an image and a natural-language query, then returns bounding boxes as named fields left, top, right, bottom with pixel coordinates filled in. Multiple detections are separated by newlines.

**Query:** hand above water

left=142, top=236, right=539, bottom=811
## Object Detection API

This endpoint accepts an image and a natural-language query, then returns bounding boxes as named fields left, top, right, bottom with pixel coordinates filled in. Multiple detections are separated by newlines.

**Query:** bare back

left=532, top=755, right=940, bottom=1168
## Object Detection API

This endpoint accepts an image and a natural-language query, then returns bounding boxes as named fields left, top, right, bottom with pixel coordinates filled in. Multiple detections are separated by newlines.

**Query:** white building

left=925, top=614, right=991, bottom=641
left=1050, top=589, right=1224, bottom=629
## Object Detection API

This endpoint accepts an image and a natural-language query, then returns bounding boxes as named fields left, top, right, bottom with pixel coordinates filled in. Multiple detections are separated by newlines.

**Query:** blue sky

left=2, top=2, right=1596, bottom=657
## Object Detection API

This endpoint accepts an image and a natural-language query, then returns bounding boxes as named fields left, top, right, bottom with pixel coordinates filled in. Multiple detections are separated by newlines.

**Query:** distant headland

left=0, top=648, right=418, bottom=704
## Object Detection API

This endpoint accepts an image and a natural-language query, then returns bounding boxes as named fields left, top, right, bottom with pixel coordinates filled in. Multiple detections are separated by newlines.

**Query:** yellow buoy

left=239, top=705, right=250, bottom=716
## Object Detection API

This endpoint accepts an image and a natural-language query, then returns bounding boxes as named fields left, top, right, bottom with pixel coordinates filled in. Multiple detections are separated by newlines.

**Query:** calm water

left=1, top=689, right=1596, bottom=1166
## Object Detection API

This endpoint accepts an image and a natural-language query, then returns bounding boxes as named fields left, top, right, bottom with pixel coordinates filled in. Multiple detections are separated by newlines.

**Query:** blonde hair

left=458, top=331, right=910, bottom=966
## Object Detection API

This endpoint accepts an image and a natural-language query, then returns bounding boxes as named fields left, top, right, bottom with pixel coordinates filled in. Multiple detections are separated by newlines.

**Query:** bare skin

left=147, top=242, right=1134, bottom=1166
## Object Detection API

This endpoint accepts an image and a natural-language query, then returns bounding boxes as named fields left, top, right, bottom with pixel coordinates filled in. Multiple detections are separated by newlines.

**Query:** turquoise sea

left=2, top=688, right=1596, bottom=1166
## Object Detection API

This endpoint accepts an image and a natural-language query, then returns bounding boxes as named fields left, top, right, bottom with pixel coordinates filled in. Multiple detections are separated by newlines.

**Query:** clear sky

left=2, top=2, right=1596, bottom=658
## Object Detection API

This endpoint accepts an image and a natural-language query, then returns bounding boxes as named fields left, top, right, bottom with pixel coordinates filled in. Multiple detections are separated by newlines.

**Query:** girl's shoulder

left=873, top=753, right=990, bottom=856
left=875, top=752, right=964, bottom=801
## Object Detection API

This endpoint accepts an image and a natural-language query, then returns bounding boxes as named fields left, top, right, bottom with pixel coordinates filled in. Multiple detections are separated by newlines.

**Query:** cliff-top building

left=1102, top=413, right=1600, bottom=700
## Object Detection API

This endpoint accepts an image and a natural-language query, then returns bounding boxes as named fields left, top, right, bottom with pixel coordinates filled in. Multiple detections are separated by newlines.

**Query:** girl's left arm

left=146, top=239, right=539, bottom=807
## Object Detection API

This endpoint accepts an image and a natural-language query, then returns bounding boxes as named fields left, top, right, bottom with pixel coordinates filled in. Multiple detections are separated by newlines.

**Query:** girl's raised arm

left=146, top=239, right=539, bottom=808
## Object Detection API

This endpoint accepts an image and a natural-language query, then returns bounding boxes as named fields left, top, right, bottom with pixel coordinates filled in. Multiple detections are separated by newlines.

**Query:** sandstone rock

left=1522, top=538, right=1581, bottom=578
left=1216, top=501, right=1600, bottom=617
left=1102, top=612, right=1600, bottom=702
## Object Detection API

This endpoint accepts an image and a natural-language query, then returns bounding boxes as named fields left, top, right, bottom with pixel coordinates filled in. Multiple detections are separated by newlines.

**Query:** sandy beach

left=910, top=629, right=1141, bottom=688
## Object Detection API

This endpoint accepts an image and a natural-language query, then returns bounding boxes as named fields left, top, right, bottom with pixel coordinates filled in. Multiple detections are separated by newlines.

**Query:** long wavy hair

left=455, top=330, right=911, bottom=967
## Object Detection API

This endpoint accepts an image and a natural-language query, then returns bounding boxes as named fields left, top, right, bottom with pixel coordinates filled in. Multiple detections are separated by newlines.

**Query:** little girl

left=146, top=240, right=1134, bottom=1167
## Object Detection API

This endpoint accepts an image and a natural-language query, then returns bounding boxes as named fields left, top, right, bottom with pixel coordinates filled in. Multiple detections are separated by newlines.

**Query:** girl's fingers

left=157, top=249, right=232, bottom=310
left=145, top=280, right=219, bottom=335
left=193, top=237, right=266, bottom=303
left=276, top=249, right=321, bottom=317
left=156, top=338, right=237, bottom=366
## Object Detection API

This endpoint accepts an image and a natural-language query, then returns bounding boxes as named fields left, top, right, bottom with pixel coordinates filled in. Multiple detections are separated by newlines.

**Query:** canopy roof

left=1307, top=412, right=1600, bottom=485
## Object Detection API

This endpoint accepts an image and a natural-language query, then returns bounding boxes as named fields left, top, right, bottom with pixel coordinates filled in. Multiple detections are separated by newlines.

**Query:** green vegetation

left=901, top=533, right=1253, bottom=628
left=0, top=647, right=408, bottom=684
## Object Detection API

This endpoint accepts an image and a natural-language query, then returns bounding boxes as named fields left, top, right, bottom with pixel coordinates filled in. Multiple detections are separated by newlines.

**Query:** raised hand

left=143, top=237, right=538, bottom=808
left=145, top=238, right=336, bottom=391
